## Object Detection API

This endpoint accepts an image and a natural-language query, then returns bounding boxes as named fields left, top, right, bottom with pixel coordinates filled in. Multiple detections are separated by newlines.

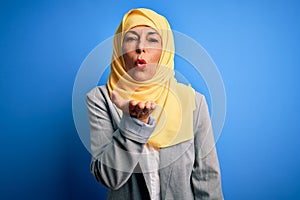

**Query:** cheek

left=151, top=50, right=162, bottom=63
left=150, top=50, right=162, bottom=75
left=155, top=51, right=162, bottom=63
left=122, top=46, right=132, bottom=55
left=122, top=53, right=129, bottom=63
left=122, top=54, right=133, bottom=71
left=122, top=43, right=135, bottom=60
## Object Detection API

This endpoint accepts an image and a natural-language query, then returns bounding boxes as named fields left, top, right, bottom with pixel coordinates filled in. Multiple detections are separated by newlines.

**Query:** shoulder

left=176, top=83, right=205, bottom=106
left=194, top=91, right=205, bottom=111
left=86, top=85, right=109, bottom=100
left=193, top=90, right=209, bottom=127
left=86, top=85, right=112, bottom=109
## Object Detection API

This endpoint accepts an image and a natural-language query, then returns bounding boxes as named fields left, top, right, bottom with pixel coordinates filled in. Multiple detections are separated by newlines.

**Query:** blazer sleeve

left=191, top=92, right=224, bottom=200
left=86, top=87, right=156, bottom=190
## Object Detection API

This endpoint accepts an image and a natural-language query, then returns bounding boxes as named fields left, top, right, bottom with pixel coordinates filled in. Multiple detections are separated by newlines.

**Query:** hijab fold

left=107, top=8, right=195, bottom=148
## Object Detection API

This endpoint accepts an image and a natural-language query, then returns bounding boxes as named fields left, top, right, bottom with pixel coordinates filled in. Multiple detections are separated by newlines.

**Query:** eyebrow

left=125, top=30, right=139, bottom=37
left=125, top=30, right=160, bottom=37
left=147, top=31, right=159, bottom=36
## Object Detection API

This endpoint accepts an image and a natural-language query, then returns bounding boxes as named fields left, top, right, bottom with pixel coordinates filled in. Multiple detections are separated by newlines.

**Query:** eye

left=124, top=36, right=137, bottom=42
left=148, top=38, right=159, bottom=43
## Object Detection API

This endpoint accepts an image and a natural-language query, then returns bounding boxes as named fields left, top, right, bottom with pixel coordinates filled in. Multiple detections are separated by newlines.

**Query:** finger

left=137, top=110, right=148, bottom=119
left=143, top=101, right=153, bottom=115
left=137, top=102, right=155, bottom=118
left=137, top=102, right=145, bottom=110
left=142, top=108, right=150, bottom=117
left=129, top=100, right=138, bottom=107
left=129, top=110, right=138, bottom=117
left=129, top=100, right=138, bottom=113
left=150, top=102, right=156, bottom=110
left=135, top=103, right=146, bottom=119
left=145, top=101, right=151, bottom=109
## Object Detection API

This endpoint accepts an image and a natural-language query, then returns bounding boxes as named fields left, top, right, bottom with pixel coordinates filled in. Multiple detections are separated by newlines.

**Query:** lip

left=135, top=59, right=147, bottom=70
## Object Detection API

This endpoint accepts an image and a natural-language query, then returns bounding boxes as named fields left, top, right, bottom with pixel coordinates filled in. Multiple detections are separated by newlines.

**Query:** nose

left=136, top=41, right=146, bottom=54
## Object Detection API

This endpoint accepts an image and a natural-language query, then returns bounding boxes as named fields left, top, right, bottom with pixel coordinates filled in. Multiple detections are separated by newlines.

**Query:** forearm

left=90, top=113, right=155, bottom=190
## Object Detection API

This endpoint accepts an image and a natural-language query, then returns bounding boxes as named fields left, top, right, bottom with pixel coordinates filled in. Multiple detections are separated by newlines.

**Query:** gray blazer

left=86, top=85, right=224, bottom=200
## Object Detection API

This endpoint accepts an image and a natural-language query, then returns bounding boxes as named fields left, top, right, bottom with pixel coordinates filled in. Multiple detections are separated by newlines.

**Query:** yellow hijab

left=107, top=8, right=195, bottom=148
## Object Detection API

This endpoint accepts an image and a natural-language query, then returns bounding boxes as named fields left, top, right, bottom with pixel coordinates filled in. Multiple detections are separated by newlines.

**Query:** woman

left=86, top=8, right=224, bottom=200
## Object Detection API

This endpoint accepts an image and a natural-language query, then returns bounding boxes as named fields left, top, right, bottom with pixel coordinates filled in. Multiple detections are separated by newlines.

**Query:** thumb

left=111, top=91, right=129, bottom=113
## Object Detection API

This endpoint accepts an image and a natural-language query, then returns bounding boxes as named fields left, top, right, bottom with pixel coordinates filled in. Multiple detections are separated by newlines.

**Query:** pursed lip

left=135, top=58, right=147, bottom=70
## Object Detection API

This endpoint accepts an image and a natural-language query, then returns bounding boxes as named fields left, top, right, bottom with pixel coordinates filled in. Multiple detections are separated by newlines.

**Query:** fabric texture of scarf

left=107, top=8, right=196, bottom=148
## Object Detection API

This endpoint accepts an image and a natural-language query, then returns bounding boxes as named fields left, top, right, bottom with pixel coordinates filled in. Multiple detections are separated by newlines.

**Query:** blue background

left=1, top=0, right=300, bottom=199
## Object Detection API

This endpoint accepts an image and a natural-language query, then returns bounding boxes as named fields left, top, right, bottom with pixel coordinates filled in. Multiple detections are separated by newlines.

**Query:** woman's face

left=122, top=26, right=162, bottom=81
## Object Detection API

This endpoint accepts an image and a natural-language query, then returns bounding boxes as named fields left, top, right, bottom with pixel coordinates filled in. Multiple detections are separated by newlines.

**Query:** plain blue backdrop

left=1, top=0, right=300, bottom=199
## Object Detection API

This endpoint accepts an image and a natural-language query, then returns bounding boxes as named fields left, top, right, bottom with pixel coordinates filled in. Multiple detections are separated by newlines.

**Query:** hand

left=112, top=91, right=156, bottom=124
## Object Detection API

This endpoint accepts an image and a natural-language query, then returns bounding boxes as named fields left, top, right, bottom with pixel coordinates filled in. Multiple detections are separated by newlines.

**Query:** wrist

left=137, top=116, right=149, bottom=124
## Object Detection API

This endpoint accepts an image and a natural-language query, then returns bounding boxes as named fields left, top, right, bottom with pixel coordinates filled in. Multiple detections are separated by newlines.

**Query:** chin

left=132, top=76, right=148, bottom=82
left=130, top=71, right=149, bottom=82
